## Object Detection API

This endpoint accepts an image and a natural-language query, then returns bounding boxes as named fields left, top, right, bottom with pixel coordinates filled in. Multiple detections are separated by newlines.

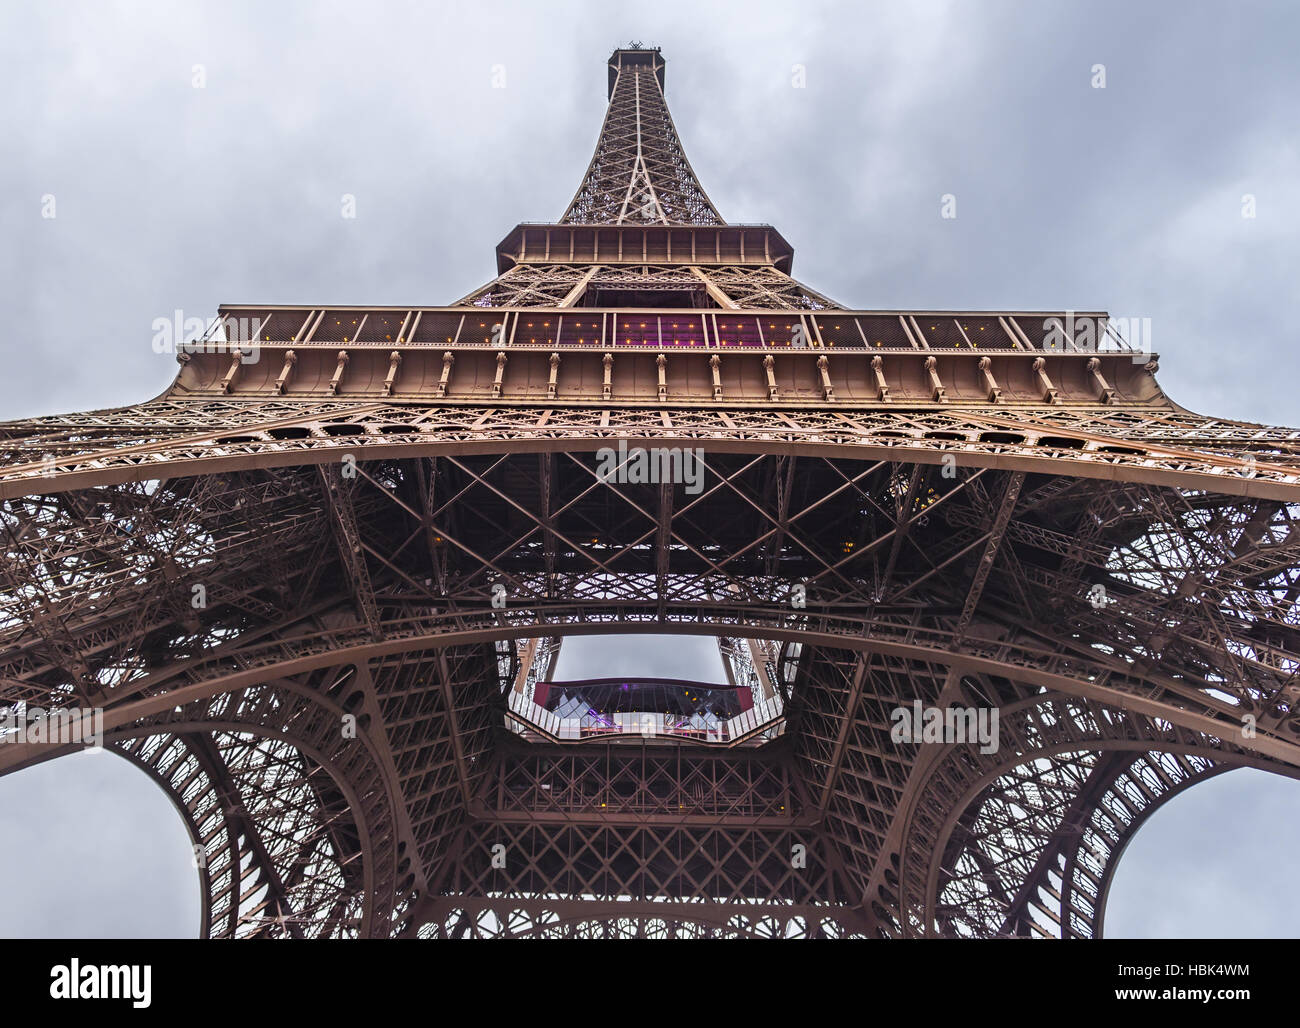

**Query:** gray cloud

left=1106, top=768, right=1300, bottom=938
left=555, top=634, right=726, bottom=682
left=0, top=750, right=199, bottom=938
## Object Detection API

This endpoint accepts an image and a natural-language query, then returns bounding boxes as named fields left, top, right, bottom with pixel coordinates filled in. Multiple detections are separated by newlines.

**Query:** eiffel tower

left=3, top=45, right=1299, bottom=940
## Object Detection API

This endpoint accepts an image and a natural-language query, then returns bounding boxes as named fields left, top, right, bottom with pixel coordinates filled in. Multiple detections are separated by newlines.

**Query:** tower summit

left=2, top=47, right=1299, bottom=939
left=562, top=47, right=721, bottom=225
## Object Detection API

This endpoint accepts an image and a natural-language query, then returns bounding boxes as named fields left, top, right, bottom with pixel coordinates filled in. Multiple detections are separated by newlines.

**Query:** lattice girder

left=561, top=49, right=721, bottom=226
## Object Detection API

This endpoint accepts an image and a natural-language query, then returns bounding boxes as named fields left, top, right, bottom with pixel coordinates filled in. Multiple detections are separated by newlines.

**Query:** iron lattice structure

left=3, top=46, right=1300, bottom=940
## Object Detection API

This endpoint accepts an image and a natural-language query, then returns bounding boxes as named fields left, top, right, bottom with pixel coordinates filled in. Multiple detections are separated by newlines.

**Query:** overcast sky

left=1, top=0, right=1297, bottom=938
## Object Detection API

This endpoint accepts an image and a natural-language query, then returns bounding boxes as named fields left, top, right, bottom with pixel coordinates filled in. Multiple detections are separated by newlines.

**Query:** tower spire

left=561, top=47, right=723, bottom=226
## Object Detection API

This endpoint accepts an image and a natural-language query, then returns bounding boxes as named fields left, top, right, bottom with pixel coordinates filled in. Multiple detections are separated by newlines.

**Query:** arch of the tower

left=5, top=401, right=1300, bottom=502
left=3, top=436, right=1299, bottom=938
left=7, top=397, right=1300, bottom=501
left=4, top=668, right=409, bottom=939
left=9, top=623, right=1292, bottom=939
left=6, top=626, right=1300, bottom=939
left=888, top=699, right=1300, bottom=938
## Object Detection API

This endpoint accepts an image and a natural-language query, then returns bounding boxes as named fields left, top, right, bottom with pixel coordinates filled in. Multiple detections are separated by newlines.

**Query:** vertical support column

left=436, top=351, right=455, bottom=398
left=816, top=354, right=834, bottom=401
left=1032, top=356, right=1060, bottom=404
left=763, top=354, right=778, bottom=401
left=273, top=350, right=297, bottom=395
left=924, top=355, right=946, bottom=402
left=493, top=351, right=509, bottom=399
left=383, top=350, right=402, bottom=397
left=745, top=638, right=779, bottom=703
left=513, top=637, right=540, bottom=697
left=871, top=355, right=891, bottom=402
left=328, top=350, right=349, bottom=395
left=220, top=349, right=244, bottom=394
left=978, top=356, right=1001, bottom=402
left=1087, top=357, right=1115, bottom=403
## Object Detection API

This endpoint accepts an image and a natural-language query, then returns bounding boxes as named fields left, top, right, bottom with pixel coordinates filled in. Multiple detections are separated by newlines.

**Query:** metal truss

left=3, top=403, right=1298, bottom=501
left=2, top=46, right=1298, bottom=939
left=561, top=48, right=721, bottom=226
left=3, top=446, right=1298, bottom=936
left=456, top=263, right=839, bottom=310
